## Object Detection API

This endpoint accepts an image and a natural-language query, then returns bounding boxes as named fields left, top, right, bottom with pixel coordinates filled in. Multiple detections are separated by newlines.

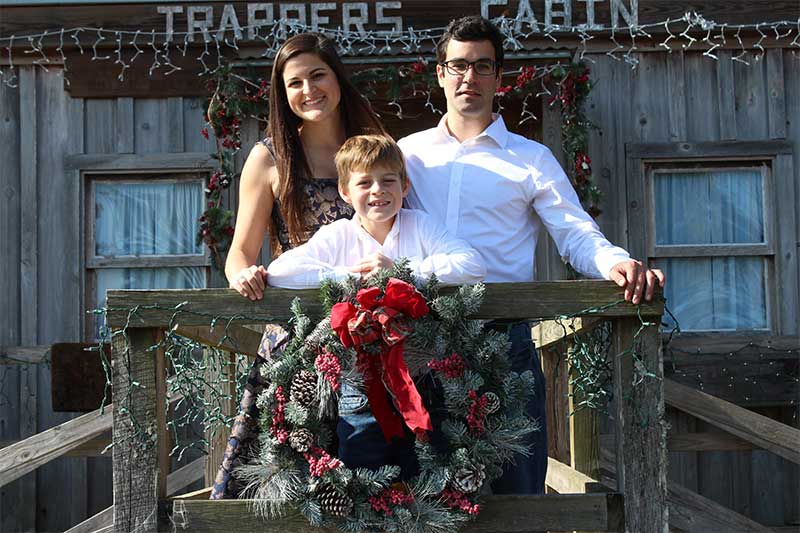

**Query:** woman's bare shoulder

left=241, top=142, right=279, bottom=188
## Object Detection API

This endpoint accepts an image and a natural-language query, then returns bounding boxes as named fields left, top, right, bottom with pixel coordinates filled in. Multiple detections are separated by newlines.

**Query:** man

left=398, top=15, right=665, bottom=494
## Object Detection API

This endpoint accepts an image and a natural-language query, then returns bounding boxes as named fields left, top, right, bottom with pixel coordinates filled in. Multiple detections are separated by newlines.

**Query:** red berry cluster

left=440, top=489, right=480, bottom=515
left=304, top=446, right=342, bottom=477
left=495, top=85, right=513, bottom=96
left=368, top=488, right=415, bottom=516
left=315, top=350, right=341, bottom=392
left=574, top=152, right=592, bottom=186
left=427, top=352, right=465, bottom=379
left=409, top=60, right=426, bottom=74
left=466, top=390, right=489, bottom=435
left=515, top=66, right=536, bottom=89
left=270, top=385, right=288, bottom=444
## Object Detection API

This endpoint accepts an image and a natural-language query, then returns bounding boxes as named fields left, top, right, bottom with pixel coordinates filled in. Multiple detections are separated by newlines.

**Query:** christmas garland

left=199, top=60, right=600, bottom=269
left=237, top=264, right=537, bottom=532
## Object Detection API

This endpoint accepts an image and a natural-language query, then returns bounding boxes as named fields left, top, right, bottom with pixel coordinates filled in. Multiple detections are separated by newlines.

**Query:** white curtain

left=654, top=170, right=767, bottom=331
left=94, top=182, right=206, bottom=337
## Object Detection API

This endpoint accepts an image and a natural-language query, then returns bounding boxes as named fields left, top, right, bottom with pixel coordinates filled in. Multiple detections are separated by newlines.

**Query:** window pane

left=95, top=182, right=203, bottom=256
left=94, top=267, right=205, bottom=338
left=660, top=257, right=767, bottom=331
left=654, top=169, right=764, bottom=245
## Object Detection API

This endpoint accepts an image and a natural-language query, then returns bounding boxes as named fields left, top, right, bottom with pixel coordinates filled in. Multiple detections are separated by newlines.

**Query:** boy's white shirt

left=267, top=208, right=486, bottom=289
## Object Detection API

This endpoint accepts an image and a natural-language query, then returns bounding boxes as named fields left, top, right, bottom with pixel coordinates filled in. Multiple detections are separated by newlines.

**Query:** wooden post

left=568, top=350, right=600, bottom=481
left=612, top=316, right=668, bottom=532
left=155, top=335, right=169, bottom=499
left=540, top=344, right=571, bottom=467
left=112, top=328, right=160, bottom=533
left=205, top=349, right=238, bottom=486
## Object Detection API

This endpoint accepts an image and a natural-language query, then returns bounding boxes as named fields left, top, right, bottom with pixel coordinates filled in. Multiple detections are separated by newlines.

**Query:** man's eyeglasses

left=440, top=59, right=498, bottom=77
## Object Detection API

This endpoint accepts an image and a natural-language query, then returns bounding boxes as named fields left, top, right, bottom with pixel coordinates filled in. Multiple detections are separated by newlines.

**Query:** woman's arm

left=225, top=143, right=278, bottom=300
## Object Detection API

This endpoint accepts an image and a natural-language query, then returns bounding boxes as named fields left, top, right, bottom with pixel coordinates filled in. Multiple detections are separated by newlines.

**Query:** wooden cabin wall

left=0, top=66, right=223, bottom=533
left=583, top=49, right=800, bottom=527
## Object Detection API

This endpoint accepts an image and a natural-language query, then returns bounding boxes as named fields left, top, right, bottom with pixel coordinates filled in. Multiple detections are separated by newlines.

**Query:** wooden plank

left=626, top=139, right=793, bottom=159
left=540, top=344, right=571, bottom=465
left=112, top=328, right=159, bottom=533
left=169, top=494, right=624, bottom=532
left=664, top=379, right=800, bottom=464
left=171, top=486, right=213, bottom=501
left=773, top=154, right=799, bottom=335
left=0, top=402, right=112, bottom=487
left=545, top=457, right=602, bottom=494
left=569, top=369, right=600, bottom=480
left=65, top=152, right=217, bottom=171
left=135, top=99, right=170, bottom=154
left=66, top=458, right=205, bottom=533
left=175, top=324, right=261, bottom=358
left=665, top=50, right=687, bottom=142
left=531, top=317, right=601, bottom=351
left=1, top=432, right=111, bottom=457
left=766, top=49, right=786, bottom=139
left=612, top=317, right=668, bottom=533
left=633, top=53, right=672, bottom=143
left=537, top=94, right=568, bottom=281
left=684, top=52, right=720, bottom=142
left=156, top=336, right=169, bottom=499
left=203, top=350, right=237, bottom=486
left=183, top=97, right=216, bottom=153
left=600, top=446, right=772, bottom=532
left=117, top=97, right=134, bottom=153
left=0, top=345, right=49, bottom=364
left=167, top=96, right=185, bottom=152
left=734, top=56, right=768, bottom=141
left=85, top=99, right=118, bottom=154
left=665, top=334, right=800, bottom=360
left=716, top=50, right=737, bottom=140
left=105, top=282, right=664, bottom=329
left=668, top=431, right=759, bottom=452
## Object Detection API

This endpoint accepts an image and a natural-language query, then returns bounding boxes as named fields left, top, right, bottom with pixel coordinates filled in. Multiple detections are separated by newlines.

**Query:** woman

left=211, top=32, right=385, bottom=499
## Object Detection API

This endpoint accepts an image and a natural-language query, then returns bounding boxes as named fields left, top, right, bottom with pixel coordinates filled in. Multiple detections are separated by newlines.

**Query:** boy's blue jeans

left=336, top=322, right=547, bottom=494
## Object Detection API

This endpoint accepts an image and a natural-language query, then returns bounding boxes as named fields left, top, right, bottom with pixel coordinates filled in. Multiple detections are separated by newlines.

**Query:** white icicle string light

left=1, top=14, right=800, bottom=88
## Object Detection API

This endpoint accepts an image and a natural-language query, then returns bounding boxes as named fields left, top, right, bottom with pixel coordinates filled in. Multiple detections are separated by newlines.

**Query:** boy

left=267, top=134, right=486, bottom=476
left=266, top=134, right=486, bottom=288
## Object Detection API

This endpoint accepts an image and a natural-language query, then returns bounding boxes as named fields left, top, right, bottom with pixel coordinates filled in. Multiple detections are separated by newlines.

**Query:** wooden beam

left=532, top=317, right=602, bottom=351
left=112, top=328, right=159, bottom=533
left=599, top=447, right=773, bottom=533
left=66, top=457, right=205, bottom=533
left=204, top=350, right=237, bottom=485
left=664, top=379, right=800, bottom=464
left=0, top=432, right=111, bottom=457
left=106, top=282, right=663, bottom=329
left=0, top=402, right=112, bottom=487
left=176, top=324, right=262, bottom=358
left=601, top=431, right=760, bottom=453
left=0, top=345, right=49, bottom=364
left=545, top=457, right=604, bottom=494
left=612, top=317, right=668, bottom=532
left=172, top=487, right=213, bottom=501
left=168, top=494, right=625, bottom=532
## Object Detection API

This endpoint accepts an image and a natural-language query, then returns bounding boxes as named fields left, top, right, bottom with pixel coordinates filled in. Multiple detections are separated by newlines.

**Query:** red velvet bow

left=330, top=279, right=432, bottom=442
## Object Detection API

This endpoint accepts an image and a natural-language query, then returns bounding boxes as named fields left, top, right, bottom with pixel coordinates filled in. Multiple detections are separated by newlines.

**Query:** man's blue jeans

left=337, top=321, right=548, bottom=494
left=488, top=321, right=548, bottom=495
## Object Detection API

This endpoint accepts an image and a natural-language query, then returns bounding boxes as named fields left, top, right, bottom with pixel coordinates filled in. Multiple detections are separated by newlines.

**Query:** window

left=68, top=153, right=217, bottom=339
left=626, top=141, right=797, bottom=334
left=86, top=174, right=209, bottom=338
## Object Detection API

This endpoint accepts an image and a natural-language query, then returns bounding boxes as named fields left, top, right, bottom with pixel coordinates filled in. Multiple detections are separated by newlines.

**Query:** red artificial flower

left=495, top=85, right=513, bottom=96
left=382, top=279, right=429, bottom=319
left=410, top=61, right=425, bottom=74
left=200, top=127, right=209, bottom=139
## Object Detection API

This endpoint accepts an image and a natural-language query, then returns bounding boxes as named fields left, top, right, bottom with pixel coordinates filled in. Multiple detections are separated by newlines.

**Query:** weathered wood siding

left=0, top=66, right=216, bottom=533
left=584, top=50, right=800, bottom=527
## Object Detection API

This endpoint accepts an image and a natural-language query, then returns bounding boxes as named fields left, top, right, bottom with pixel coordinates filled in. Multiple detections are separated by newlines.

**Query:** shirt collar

left=436, top=113, right=509, bottom=148
left=349, top=209, right=402, bottom=244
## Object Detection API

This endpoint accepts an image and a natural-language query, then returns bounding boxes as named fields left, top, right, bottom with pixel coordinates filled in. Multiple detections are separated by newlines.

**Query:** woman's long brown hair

left=268, top=33, right=385, bottom=248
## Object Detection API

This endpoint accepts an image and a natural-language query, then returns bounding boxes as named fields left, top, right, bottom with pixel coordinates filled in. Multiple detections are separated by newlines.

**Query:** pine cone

left=317, top=484, right=353, bottom=517
left=290, top=369, right=317, bottom=407
left=483, top=392, right=500, bottom=414
left=288, top=428, right=314, bottom=453
left=452, top=464, right=486, bottom=494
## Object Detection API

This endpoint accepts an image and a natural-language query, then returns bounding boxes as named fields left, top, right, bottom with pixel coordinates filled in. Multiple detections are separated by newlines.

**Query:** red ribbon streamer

left=330, top=279, right=432, bottom=442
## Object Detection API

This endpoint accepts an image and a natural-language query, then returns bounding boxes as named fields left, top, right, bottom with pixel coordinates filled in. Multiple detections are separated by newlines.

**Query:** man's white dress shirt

left=398, top=115, right=630, bottom=283
left=267, top=208, right=486, bottom=289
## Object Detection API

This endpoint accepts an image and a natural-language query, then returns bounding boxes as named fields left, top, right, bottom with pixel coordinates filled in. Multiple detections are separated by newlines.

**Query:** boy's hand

left=350, top=253, right=394, bottom=279
left=230, top=265, right=268, bottom=300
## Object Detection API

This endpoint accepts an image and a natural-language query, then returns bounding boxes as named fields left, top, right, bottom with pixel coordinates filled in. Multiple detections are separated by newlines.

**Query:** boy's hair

left=335, top=135, right=409, bottom=190
left=436, top=16, right=504, bottom=70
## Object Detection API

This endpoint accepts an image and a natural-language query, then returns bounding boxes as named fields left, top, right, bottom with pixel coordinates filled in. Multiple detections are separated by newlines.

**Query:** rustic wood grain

left=716, top=50, right=737, bottom=140
left=612, top=317, right=668, bottom=532
left=0, top=402, right=112, bottom=487
left=175, top=324, right=262, bottom=358
left=664, top=379, right=800, bottom=464
left=625, top=139, right=793, bottom=159
left=106, top=281, right=663, bottom=329
left=169, top=493, right=624, bottom=532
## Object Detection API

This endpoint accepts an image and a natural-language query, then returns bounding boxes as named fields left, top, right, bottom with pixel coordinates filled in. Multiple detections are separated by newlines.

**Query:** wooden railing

left=105, top=280, right=666, bottom=533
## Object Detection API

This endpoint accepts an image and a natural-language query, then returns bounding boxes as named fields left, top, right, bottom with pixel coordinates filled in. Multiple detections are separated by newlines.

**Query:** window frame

left=625, top=140, right=797, bottom=336
left=66, top=152, right=217, bottom=340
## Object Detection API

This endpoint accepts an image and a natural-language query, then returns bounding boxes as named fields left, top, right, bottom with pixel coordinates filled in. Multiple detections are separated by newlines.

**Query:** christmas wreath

left=238, top=264, right=537, bottom=532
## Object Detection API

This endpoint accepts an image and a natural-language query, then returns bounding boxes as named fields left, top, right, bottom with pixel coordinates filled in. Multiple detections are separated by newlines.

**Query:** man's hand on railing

left=609, top=259, right=665, bottom=305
